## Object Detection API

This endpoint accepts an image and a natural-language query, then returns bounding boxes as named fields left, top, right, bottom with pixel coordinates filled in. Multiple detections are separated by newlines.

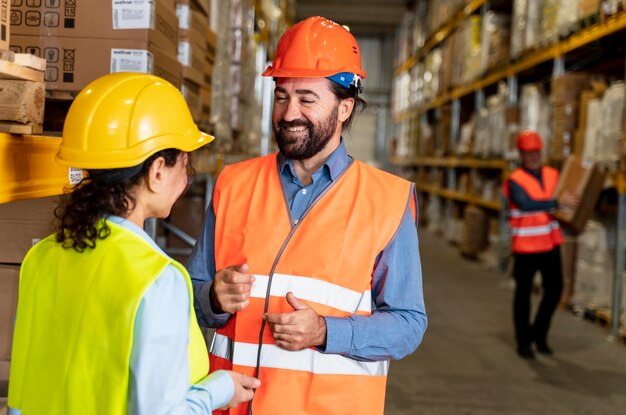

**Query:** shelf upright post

left=611, top=173, right=626, bottom=339
left=552, top=56, right=565, bottom=78
left=451, top=99, right=460, bottom=150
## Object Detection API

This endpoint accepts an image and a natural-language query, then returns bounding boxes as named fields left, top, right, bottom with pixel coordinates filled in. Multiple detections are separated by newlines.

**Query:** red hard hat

left=262, top=16, right=366, bottom=79
left=516, top=130, right=543, bottom=152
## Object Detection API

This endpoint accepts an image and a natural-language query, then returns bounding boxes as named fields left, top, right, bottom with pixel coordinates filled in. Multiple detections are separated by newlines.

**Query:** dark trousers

left=513, top=247, right=563, bottom=348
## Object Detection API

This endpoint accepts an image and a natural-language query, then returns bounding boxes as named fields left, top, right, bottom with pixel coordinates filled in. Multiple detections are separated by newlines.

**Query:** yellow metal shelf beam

left=395, top=0, right=486, bottom=75
left=394, top=13, right=626, bottom=121
left=415, top=182, right=501, bottom=210
left=0, top=133, right=71, bottom=204
left=391, top=156, right=506, bottom=169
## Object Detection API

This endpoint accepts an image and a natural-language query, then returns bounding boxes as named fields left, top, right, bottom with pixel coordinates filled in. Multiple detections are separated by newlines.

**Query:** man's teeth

left=287, top=126, right=306, bottom=132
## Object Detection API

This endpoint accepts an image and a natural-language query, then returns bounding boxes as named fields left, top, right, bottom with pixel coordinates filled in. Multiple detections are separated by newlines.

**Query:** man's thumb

left=286, top=292, right=308, bottom=311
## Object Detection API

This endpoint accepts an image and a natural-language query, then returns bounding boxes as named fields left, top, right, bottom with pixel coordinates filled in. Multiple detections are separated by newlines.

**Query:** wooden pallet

left=0, top=52, right=46, bottom=133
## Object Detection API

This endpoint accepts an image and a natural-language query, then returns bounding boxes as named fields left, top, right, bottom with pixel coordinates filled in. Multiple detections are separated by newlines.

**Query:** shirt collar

left=278, top=139, right=351, bottom=183
left=106, top=215, right=167, bottom=255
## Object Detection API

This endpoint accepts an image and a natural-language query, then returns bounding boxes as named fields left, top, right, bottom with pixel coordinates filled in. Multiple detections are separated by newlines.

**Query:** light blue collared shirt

left=187, top=141, right=427, bottom=361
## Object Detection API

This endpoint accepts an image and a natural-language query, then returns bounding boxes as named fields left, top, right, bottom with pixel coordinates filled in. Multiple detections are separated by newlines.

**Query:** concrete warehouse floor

left=385, top=231, right=626, bottom=415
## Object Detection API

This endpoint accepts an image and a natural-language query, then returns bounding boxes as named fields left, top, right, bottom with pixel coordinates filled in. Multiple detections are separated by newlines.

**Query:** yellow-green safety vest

left=8, top=220, right=209, bottom=414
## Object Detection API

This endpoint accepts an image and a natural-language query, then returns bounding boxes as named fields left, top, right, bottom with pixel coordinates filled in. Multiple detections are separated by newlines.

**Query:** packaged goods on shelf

left=426, top=196, right=443, bottom=235
left=394, top=121, right=411, bottom=158
left=579, top=0, right=601, bottom=19
left=460, top=205, right=489, bottom=258
left=11, top=35, right=182, bottom=92
left=560, top=236, right=578, bottom=306
left=440, top=38, right=455, bottom=93
left=445, top=204, right=464, bottom=245
left=511, top=0, right=529, bottom=59
left=581, top=97, right=603, bottom=160
left=520, top=84, right=552, bottom=161
left=435, top=105, right=452, bottom=157
left=599, top=81, right=625, bottom=170
left=525, top=0, right=544, bottom=51
left=409, top=64, right=424, bottom=108
left=456, top=116, right=475, bottom=157
left=554, top=156, right=606, bottom=234
left=412, top=0, right=428, bottom=50
left=396, top=12, right=415, bottom=66
left=1, top=264, right=19, bottom=365
left=474, top=83, right=508, bottom=159
left=424, top=49, right=442, bottom=102
left=540, top=0, right=560, bottom=45
left=457, top=16, right=483, bottom=86
left=419, top=119, right=435, bottom=157
left=11, top=0, right=179, bottom=55
left=0, top=0, right=8, bottom=51
left=0, top=197, right=56, bottom=264
left=600, top=0, right=626, bottom=18
left=480, top=11, right=510, bottom=73
left=571, top=220, right=616, bottom=309
left=551, top=102, right=578, bottom=161
left=551, top=73, right=591, bottom=105
left=557, top=0, right=579, bottom=37
left=482, top=218, right=502, bottom=271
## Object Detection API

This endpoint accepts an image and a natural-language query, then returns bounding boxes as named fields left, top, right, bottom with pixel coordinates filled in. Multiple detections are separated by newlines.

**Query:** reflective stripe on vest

left=505, top=167, right=563, bottom=253
left=8, top=221, right=208, bottom=415
left=211, top=333, right=389, bottom=376
left=211, top=153, right=413, bottom=415
left=250, top=273, right=373, bottom=314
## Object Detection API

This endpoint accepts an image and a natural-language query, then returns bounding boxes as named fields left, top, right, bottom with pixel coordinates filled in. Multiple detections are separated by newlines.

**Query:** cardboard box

left=10, top=0, right=178, bottom=55
left=177, top=6, right=208, bottom=39
left=181, top=78, right=202, bottom=121
left=0, top=197, right=56, bottom=264
left=551, top=73, right=590, bottom=104
left=176, top=0, right=210, bottom=18
left=0, top=265, right=19, bottom=362
left=166, top=194, right=205, bottom=263
left=10, top=35, right=182, bottom=91
left=0, top=0, right=9, bottom=51
left=554, top=156, right=606, bottom=234
left=579, top=0, right=601, bottom=18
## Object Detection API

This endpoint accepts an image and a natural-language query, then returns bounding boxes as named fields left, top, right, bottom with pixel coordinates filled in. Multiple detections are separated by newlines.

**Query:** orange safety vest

left=210, top=153, right=414, bottom=415
left=504, top=167, right=563, bottom=254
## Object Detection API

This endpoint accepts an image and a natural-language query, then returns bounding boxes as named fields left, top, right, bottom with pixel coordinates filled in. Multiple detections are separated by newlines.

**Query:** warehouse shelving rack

left=392, top=2, right=626, bottom=340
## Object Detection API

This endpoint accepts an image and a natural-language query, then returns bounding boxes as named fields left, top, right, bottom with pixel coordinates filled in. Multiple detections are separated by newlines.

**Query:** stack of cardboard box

left=550, top=73, right=590, bottom=161
left=0, top=197, right=58, bottom=396
left=9, top=0, right=181, bottom=93
left=175, top=0, right=215, bottom=125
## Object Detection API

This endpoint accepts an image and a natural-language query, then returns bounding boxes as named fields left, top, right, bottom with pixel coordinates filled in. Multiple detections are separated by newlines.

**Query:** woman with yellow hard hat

left=7, top=72, right=260, bottom=414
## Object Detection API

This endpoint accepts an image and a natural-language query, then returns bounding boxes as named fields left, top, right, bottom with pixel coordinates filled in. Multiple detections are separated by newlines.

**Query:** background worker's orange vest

left=504, top=167, right=563, bottom=254
left=210, top=153, right=413, bottom=415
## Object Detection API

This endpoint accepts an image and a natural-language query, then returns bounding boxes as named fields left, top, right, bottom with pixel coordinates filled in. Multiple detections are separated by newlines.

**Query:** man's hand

left=558, top=190, right=581, bottom=210
left=211, top=264, right=255, bottom=314
left=263, top=292, right=327, bottom=351
left=221, top=371, right=261, bottom=409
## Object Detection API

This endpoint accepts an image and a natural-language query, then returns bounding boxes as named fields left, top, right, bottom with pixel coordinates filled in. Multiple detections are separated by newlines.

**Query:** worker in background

left=7, top=73, right=259, bottom=415
left=187, top=16, right=427, bottom=415
left=503, top=130, right=580, bottom=360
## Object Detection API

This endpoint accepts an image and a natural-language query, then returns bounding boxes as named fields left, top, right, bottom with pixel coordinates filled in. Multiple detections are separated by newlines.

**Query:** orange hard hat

left=262, top=16, right=366, bottom=80
left=516, top=130, right=543, bottom=152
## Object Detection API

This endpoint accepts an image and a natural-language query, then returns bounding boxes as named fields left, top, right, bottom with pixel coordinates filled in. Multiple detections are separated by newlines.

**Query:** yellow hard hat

left=57, top=72, right=214, bottom=169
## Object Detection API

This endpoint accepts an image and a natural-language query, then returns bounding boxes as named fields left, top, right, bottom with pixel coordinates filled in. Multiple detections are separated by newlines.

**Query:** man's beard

left=274, top=105, right=338, bottom=160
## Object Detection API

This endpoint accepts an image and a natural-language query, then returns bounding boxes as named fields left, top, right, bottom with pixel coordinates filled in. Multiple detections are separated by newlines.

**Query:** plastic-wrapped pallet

left=480, top=11, right=510, bottom=73
left=409, top=64, right=424, bottom=108
left=525, top=0, right=544, bottom=51
left=571, top=220, right=616, bottom=309
left=461, top=16, right=483, bottom=85
left=511, top=0, right=529, bottom=59
left=456, top=116, right=475, bottom=157
left=579, top=0, right=601, bottom=20
left=520, top=84, right=552, bottom=161
left=557, top=0, right=579, bottom=37
left=424, top=48, right=442, bottom=102
left=426, top=196, right=443, bottom=235
left=599, top=81, right=625, bottom=170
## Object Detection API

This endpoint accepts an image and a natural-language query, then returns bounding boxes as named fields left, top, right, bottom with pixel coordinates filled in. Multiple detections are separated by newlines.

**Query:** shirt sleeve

left=128, top=265, right=235, bottom=414
left=186, top=197, right=231, bottom=328
left=509, top=179, right=558, bottom=212
left=321, top=202, right=428, bottom=361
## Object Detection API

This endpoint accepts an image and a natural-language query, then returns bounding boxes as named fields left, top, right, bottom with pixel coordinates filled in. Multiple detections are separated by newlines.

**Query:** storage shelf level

left=393, top=13, right=626, bottom=122
left=0, top=133, right=71, bottom=204
left=414, top=182, right=501, bottom=211
left=392, top=156, right=506, bottom=169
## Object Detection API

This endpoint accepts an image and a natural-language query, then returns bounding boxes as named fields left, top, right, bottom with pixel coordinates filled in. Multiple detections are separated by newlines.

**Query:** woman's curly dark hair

left=55, top=149, right=182, bottom=252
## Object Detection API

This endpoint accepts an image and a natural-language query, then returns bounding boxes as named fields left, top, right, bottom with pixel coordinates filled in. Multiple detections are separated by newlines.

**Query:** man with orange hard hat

left=503, top=130, right=580, bottom=359
left=187, top=16, right=427, bottom=415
